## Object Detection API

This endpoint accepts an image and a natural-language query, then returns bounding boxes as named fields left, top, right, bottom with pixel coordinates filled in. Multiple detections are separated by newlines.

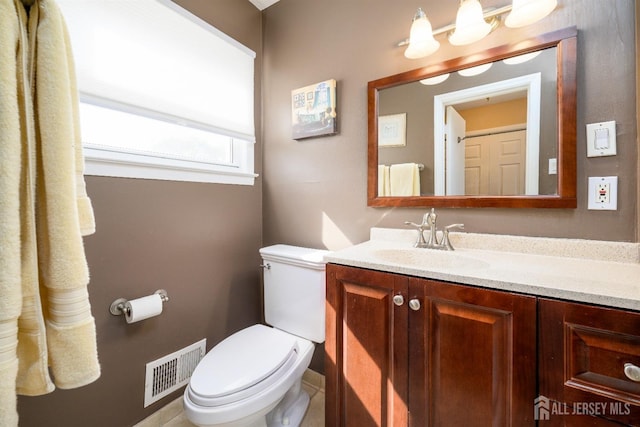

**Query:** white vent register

left=144, top=339, right=206, bottom=407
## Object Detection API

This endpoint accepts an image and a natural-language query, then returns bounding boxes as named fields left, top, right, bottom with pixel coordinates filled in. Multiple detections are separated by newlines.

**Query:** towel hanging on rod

left=1, top=0, right=99, bottom=425
left=390, top=163, right=421, bottom=196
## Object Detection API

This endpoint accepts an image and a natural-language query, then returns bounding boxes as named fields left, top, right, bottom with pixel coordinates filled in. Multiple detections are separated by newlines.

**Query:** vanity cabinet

left=325, top=263, right=537, bottom=426
left=325, top=264, right=409, bottom=426
left=407, top=275, right=537, bottom=426
left=539, top=298, right=640, bottom=426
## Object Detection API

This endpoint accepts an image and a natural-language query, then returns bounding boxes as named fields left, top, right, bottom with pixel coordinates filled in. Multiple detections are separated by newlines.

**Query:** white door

left=465, top=129, right=527, bottom=195
left=445, top=106, right=466, bottom=196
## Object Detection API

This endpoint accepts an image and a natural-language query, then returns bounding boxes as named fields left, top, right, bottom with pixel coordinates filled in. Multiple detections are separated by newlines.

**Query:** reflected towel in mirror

left=390, top=163, right=420, bottom=196
left=378, top=165, right=390, bottom=196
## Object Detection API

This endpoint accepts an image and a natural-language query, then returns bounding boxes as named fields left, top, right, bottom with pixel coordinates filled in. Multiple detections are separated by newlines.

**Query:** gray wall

left=262, top=0, right=638, bottom=249
left=17, top=1, right=263, bottom=426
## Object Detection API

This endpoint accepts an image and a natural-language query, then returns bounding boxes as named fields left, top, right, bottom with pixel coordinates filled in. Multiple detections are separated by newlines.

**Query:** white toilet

left=183, top=244, right=329, bottom=427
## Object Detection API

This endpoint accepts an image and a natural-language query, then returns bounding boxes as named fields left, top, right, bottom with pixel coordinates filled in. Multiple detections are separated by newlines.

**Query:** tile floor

left=134, top=370, right=325, bottom=427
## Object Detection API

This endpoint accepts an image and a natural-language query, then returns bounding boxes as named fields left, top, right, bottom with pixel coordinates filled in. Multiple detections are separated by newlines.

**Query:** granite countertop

left=324, top=228, right=640, bottom=311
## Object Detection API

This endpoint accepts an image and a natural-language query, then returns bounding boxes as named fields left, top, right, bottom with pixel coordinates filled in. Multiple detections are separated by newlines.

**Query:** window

left=58, top=0, right=257, bottom=185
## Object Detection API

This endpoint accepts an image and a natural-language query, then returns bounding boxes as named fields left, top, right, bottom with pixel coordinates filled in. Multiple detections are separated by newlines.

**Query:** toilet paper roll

left=124, top=294, right=163, bottom=323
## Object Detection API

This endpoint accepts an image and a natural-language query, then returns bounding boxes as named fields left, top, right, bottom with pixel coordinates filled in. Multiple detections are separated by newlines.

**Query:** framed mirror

left=368, top=27, right=577, bottom=208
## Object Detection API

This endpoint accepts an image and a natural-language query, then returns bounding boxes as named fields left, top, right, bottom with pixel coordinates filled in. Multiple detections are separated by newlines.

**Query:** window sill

left=83, top=145, right=257, bottom=185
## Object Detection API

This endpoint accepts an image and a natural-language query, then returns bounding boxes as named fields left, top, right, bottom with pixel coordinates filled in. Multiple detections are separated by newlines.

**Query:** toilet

left=183, top=244, right=329, bottom=427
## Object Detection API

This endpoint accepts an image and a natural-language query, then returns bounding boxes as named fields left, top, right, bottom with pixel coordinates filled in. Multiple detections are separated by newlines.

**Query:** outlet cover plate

left=588, top=176, right=618, bottom=210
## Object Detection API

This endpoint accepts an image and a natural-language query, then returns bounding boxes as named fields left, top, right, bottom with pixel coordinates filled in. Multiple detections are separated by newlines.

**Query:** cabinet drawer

left=565, top=322, right=640, bottom=403
left=539, top=299, right=640, bottom=425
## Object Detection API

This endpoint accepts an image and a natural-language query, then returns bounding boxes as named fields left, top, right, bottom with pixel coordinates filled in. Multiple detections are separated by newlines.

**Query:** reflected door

left=445, top=106, right=466, bottom=195
left=465, top=129, right=526, bottom=196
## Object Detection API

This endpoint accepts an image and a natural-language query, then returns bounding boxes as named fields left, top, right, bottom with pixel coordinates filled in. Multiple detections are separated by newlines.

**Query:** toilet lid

left=189, top=324, right=299, bottom=401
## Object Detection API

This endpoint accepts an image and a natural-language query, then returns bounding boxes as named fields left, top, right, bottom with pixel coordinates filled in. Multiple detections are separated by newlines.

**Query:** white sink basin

left=371, top=248, right=490, bottom=270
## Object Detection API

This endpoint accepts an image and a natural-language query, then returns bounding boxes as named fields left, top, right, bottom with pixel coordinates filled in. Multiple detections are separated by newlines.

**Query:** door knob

left=409, top=298, right=421, bottom=311
left=393, top=295, right=404, bottom=306
left=624, top=363, right=640, bottom=382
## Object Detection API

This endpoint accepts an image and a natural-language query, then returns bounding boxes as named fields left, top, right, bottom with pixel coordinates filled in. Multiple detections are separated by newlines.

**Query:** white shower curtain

left=0, top=0, right=100, bottom=424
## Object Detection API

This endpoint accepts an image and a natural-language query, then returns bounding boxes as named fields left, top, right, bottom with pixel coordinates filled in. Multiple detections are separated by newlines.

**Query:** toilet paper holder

left=110, top=289, right=169, bottom=316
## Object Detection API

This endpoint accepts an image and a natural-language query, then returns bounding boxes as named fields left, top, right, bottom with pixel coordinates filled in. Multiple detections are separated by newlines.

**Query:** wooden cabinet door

left=539, top=298, right=640, bottom=426
left=326, top=264, right=409, bottom=427
left=408, top=278, right=537, bottom=427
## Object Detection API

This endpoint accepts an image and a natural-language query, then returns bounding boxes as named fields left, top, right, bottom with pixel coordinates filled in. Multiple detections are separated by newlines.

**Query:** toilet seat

left=187, top=325, right=299, bottom=407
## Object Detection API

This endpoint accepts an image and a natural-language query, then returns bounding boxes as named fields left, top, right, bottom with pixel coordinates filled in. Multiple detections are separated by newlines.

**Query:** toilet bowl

left=184, top=245, right=328, bottom=427
left=183, top=325, right=315, bottom=427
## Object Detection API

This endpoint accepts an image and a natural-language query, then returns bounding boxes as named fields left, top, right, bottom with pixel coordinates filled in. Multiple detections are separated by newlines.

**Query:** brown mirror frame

left=368, top=27, right=577, bottom=208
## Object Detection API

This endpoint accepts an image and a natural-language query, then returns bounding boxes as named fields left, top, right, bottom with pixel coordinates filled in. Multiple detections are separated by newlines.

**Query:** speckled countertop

left=324, top=228, right=640, bottom=311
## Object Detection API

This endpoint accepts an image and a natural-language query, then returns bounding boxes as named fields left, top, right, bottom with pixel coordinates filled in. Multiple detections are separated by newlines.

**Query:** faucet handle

left=404, top=220, right=428, bottom=248
left=444, top=223, right=464, bottom=232
left=441, top=223, right=465, bottom=251
left=404, top=220, right=423, bottom=230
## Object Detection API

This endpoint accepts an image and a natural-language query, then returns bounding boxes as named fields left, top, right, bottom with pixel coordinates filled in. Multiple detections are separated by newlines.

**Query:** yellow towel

left=0, top=0, right=99, bottom=424
left=0, top=1, right=25, bottom=424
left=377, top=165, right=390, bottom=196
left=390, top=163, right=421, bottom=196
left=32, top=0, right=100, bottom=390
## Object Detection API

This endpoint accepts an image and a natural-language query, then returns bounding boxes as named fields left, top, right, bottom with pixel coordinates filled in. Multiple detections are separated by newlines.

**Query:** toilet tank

left=259, top=245, right=329, bottom=343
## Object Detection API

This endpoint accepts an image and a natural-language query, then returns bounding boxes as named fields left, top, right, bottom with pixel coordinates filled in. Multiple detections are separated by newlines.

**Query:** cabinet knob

left=409, top=298, right=421, bottom=311
left=393, top=295, right=404, bottom=306
left=624, top=363, right=640, bottom=382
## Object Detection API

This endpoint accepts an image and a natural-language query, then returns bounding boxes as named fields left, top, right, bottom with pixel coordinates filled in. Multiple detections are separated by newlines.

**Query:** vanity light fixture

left=457, top=62, right=493, bottom=76
left=505, top=0, right=558, bottom=28
left=420, top=73, right=451, bottom=85
left=401, top=0, right=557, bottom=59
left=404, top=7, right=440, bottom=59
left=503, top=50, right=542, bottom=64
left=449, top=0, right=494, bottom=46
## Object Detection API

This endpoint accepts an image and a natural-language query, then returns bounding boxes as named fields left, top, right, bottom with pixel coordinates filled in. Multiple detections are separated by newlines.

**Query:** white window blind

left=57, top=0, right=257, bottom=184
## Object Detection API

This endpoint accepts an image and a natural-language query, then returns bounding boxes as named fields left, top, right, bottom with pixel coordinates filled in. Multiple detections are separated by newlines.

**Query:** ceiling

left=248, top=0, right=280, bottom=10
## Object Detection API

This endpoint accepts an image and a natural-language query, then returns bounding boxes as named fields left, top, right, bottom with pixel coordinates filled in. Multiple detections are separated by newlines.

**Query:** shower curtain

left=0, top=0, right=100, bottom=424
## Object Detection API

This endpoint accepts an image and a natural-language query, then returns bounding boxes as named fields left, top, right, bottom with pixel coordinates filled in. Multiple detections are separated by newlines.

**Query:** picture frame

left=378, top=113, right=407, bottom=147
left=291, top=79, right=337, bottom=140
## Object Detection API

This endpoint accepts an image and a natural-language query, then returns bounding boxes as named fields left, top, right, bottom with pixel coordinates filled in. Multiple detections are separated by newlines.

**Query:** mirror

left=368, top=27, right=577, bottom=208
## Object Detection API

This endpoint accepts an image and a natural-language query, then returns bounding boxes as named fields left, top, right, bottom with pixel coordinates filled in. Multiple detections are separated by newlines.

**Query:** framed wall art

left=291, top=79, right=337, bottom=140
left=378, top=113, right=407, bottom=147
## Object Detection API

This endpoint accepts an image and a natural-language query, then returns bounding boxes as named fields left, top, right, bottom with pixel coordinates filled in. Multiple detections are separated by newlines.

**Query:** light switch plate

left=586, top=121, right=616, bottom=157
left=588, top=176, right=618, bottom=210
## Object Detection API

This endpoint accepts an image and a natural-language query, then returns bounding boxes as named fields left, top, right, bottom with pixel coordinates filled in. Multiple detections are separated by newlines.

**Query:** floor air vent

left=144, top=339, right=206, bottom=407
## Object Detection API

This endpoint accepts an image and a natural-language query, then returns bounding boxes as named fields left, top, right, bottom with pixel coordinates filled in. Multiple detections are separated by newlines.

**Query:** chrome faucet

left=404, top=212, right=431, bottom=248
left=405, top=208, right=464, bottom=250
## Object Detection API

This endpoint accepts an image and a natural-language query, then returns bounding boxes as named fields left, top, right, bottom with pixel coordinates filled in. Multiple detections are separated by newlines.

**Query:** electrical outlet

left=588, top=176, right=618, bottom=210
left=596, top=182, right=610, bottom=204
